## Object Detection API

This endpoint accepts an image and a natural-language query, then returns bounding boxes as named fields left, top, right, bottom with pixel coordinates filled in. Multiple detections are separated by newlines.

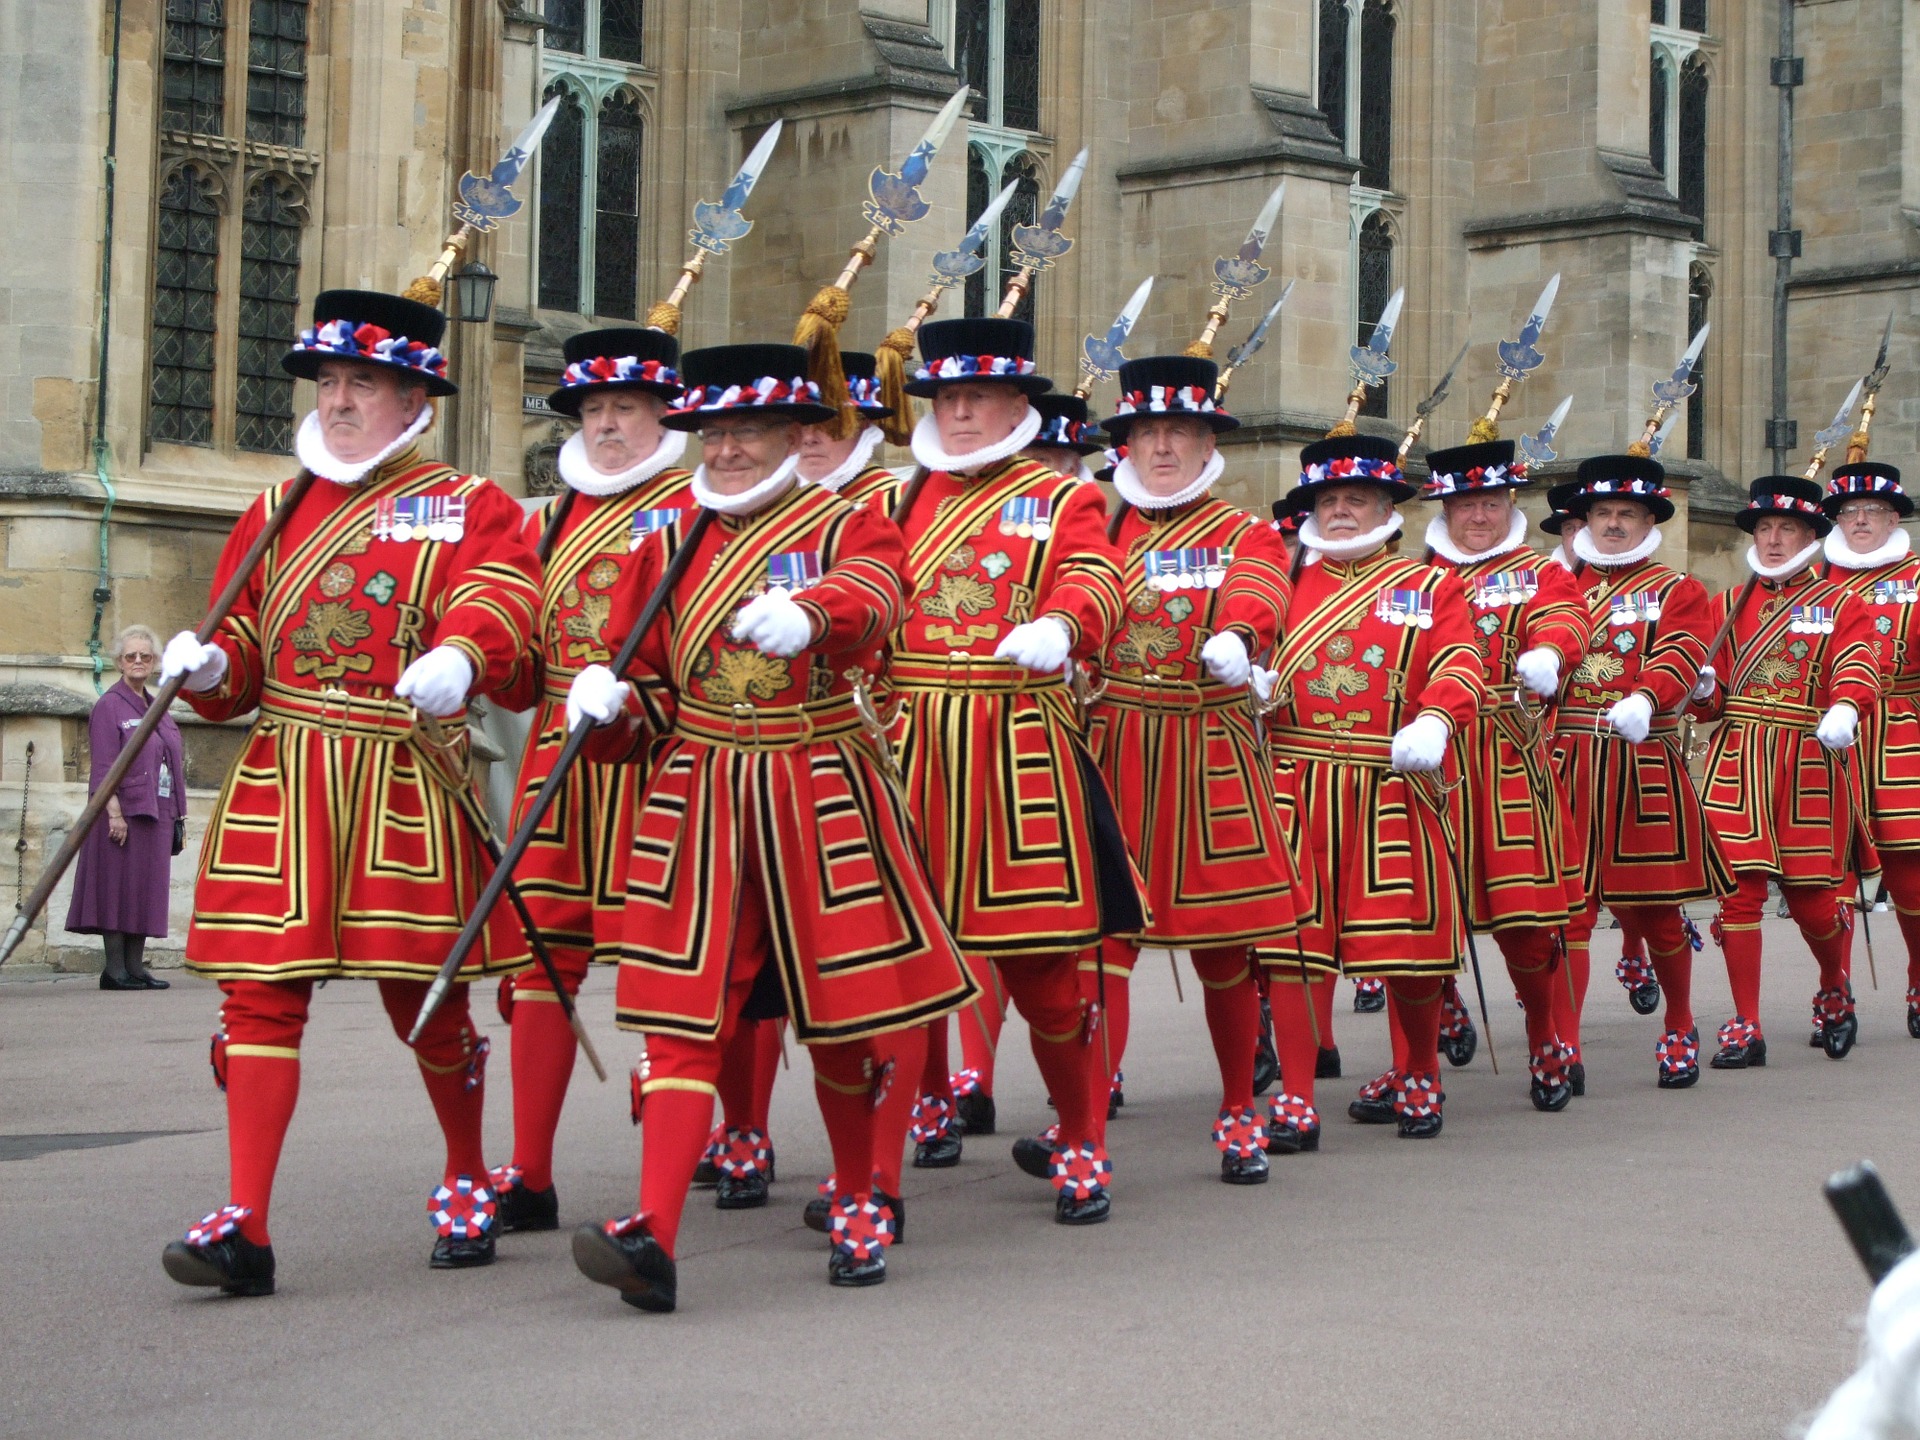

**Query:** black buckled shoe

left=1214, top=1105, right=1268, bottom=1184
left=1439, top=998, right=1478, bottom=1068
left=162, top=1207, right=275, bottom=1297
left=955, top=1091, right=996, bottom=1136
left=804, top=1194, right=832, bottom=1232
left=913, top=1132, right=962, bottom=1168
left=1221, top=1149, right=1270, bottom=1184
left=715, top=1171, right=769, bottom=1209
left=1567, top=1060, right=1586, bottom=1097
left=1056, top=1189, right=1111, bottom=1225
left=1049, top=1141, right=1112, bottom=1225
left=1264, top=1094, right=1321, bottom=1153
left=1821, top=1012, right=1859, bottom=1060
left=428, top=1176, right=498, bottom=1269
left=573, top=1216, right=676, bottom=1312
left=489, top=1166, right=559, bottom=1233
left=1393, top=1073, right=1444, bottom=1139
left=826, top=1194, right=894, bottom=1287
left=1348, top=1071, right=1397, bottom=1124
left=1527, top=1043, right=1574, bottom=1113
left=1628, top=981, right=1660, bottom=1015
left=1353, top=979, right=1386, bottom=1013
left=1710, top=1017, right=1767, bottom=1070
left=1315, top=1045, right=1342, bottom=1079
left=1656, top=1029, right=1700, bottom=1089
left=1012, top=1129, right=1057, bottom=1180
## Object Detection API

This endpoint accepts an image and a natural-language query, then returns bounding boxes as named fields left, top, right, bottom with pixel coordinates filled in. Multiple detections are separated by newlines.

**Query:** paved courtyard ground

left=3, top=910, right=1914, bottom=1439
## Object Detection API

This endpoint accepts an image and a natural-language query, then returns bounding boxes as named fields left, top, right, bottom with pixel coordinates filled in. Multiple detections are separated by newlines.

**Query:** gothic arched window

left=1687, top=264, right=1711, bottom=461
left=1649, top=51, right=1670, bottom=178
left=236, top=176, right=303, bottom=453
left=149, top=166, right=222, bottom=447
left=953, top=0, right=1039, bottom=132
left=1357, top=211, right=1394, bottom=418
left=536, top=84, right=586, bottom=313
left=162, top=0, right=226, bottom=137
left=1678, top=55, right=1708, bottom=224
left=1316, top=0, right=1349, bottom=150
left=1358, top=1, right=1394, bottom=190
left=594, top=91, right=643, bottom=320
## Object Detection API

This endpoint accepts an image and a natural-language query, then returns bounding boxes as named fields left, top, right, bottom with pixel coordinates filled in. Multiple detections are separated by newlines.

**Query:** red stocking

left=217, top=979, right=312, bottom=1245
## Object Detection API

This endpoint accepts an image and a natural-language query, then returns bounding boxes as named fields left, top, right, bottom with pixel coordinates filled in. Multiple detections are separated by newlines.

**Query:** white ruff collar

left=910, top=405, right=1044, bottom=476
left=558, top=427, right=687, bottom=497
left=805, top=424, right=886, bottom=494
left=1113, top=449, right=1225, bottom=512
left=1825, top=527, right=1912, bottom=571
left=1573, top=525, right=1662, bottom=569
left=295, top=405, right=434, bottom=485
left=1300, top=511, right=1404, bottom=566
left=1424, top=507, right=1528, bottom=566
left=1549, top=543, right=1573, bottom=571
left=1745, top=539, right=1824, bottom=581
left=692, top=453, right=801, bottom=516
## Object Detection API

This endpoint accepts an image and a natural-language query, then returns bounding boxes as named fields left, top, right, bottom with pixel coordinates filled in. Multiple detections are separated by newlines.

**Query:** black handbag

left=171, top=817, right=186, bottom=857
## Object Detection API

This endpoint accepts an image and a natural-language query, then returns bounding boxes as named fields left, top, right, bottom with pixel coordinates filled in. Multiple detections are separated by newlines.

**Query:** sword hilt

left=1466, top=375, right=1516, bottom=445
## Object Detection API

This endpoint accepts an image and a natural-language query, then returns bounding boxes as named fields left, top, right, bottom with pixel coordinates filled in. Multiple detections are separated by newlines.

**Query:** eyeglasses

left=1837, top=503, right=1896, bottom=519
left=120, top=651, right=156, bottom=662
left=702, top=420, right=781, bottom=444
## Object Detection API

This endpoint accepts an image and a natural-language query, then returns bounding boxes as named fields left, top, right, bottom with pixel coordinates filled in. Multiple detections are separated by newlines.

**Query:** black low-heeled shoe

left=430, top=1232, right=495, bottom=1269
left=99, top=972, right=141, bottom=991
left=1822, top=1012, right=1859, bottom=1060
left=1439, top=1024, right=1478, bottom=1069
left=1567, top=1061, right=1586, bottom=1097
left=1710, top=1034, right=1767, bottom=1070
left=1220, top=1149, right=1270, bottom=1185
left=136, top=972, right=171, bottom=989
left=495, top=1179, right=559, bottom=1233
left=828, top=1248, right=886, bottom=1287
left=162, top=1234, right=276, bottom=1297
left=573, top=1219, right=676, bottom=1313
left=714, top=1171, right=769, bottom=1210
left=912, top=1133, right=962, bottom=1169
left=955, top=1092, right=996, bottom=1136
left=1315, top=1045, right=1342, bottom=1079
left=1011, top=1136, right=1053, bottom=1180
left=1396, top=1112, right=1443, bottom=1139
left=1055, top=1190, right=1110, bottom=1225
left=1627, top=981, right=1659, bottom=1015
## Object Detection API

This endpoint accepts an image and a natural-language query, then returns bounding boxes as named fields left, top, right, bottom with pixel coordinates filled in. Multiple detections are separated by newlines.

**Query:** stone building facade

left=1, top=0, right=1916, bottom=966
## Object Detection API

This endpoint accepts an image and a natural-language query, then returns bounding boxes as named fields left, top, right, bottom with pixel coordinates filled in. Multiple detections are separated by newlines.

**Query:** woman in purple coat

left=66, top=625, right=188, bottom=990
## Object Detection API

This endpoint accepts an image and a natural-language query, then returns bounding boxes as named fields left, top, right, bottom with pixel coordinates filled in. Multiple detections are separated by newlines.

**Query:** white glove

left=1514, top=647, right=1561, bottom=700
left=566, top=664, right=630, bottom=731
left=1816, top=702, right=1859, bottom=751
left=731, top=589, right=816, bottom=659
left=1249, top=665, right=1279, bottom=707
left=994, top=617, right=1073, bottom=675
left=395, top=645, right=475, bottom=718
left=1390, top=713, right=1452, bottom=773
left=1608, top=693, right=1654, bottom=744
left=1690, top=665, right=1717, bottom=703
left=160, top=631, right=228, bottom=693
left=1200, top=631, right=1252, bottom=689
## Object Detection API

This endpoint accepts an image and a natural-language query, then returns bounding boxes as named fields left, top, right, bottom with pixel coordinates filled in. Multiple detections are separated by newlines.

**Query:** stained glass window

left=998, top=153, right=1040, bottom=327
left=149, top=167, right=221, bottom=446
left=1651, top=0, right=1667, bottom=22
left=601, top=0, right=643, bottom=63
left=1317, top=0, right=1349, bottom=150
left=1002, top=0, right=1041, bottom=132
left=538, top=85, right=586, bottom=313
left=1649, top=53, right=1669, bottom=178
left=245, top=0, right=307, bottom=147
left=1357, top=212, right=1393, bottom=418
left=1358, top=1, right=1394, bottom=190
left=955, top=0, right=992, bottom=122
left=1678, top=0, right=1707, bottom=32
left=236, top=177, right=301, bottom=453
left=1678, top=55, right=1707, bottom=224
left=163, top=0, right=226, bottom=136
left=1687, top=265, right=1710, bottom=461
left=594, top=92, right=642, bottom=320
left=963, top=145, right=991, bottom=319
left=545, top=0, right=585, bottom=54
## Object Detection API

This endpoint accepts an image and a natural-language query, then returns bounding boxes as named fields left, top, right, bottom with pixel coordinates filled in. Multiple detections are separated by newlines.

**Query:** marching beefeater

left=796, top=350, right=901, bottom=504
left=1024, top=392, right=1103, bottom=481
left=887, top=316, right=1142, bottom=1224
left=1081, top=355, right=1296, bottom=1184
left=1548, top=458, right=1734, bottom=1090
left=1820, top=462, right=1920, bottom=1042
left=1419, top=441, right=1592, bottom=1111
left=158, top=289, right=541, bottom=1297
left=1690, top=477, right=1882, bottom=1067
left=1254, top=435, right=1488, bottom=1145
left=563, top=343, right=978, bottom=1309
left=484, top=328, right=694, bottom=1234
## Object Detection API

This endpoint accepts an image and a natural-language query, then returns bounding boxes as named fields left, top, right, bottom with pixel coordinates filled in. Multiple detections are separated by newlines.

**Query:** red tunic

left=1691, top=567, right=1882, bottom=885
left=587, top=482, right=978, bottom=1043
left=185, top=449, right=540, bottom=982
left=1255, top=543, right=1488, bottom=978
left=496, top=470, right=692, bottom=969
left=1432, top=539, right=1591, bottom=930
left=1822, top=550, right=1920, bottom=852
left=1551, top=554, right=1734, bottom=904
left=889, top=456, right=1141, bottom=955
left=1087, top=497, right=1298, bottom=947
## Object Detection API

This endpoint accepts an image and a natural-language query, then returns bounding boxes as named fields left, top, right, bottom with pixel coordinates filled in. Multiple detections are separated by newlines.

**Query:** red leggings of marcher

left=217, top=976, right=485, bottom=1245
left=953, top=949, right=1005, bottom=1096
left=1718, top=872, right=1852, bottom=1033
left=504, top=942, right=587, bottom=1193
left=1268, top=973, right=1334, bottom=1107
left=1871, top=849, right=1920, bottom=991
left=994, top=953, right=1098, bottom=1151
left=1387, top=977, right=1444, bottom=1076
left=1494, top=927, right=1565, bottom=1052
left=1557, top=900, right=1696, bottom=1048
left=1078, top=938, right=1136, bottom=1099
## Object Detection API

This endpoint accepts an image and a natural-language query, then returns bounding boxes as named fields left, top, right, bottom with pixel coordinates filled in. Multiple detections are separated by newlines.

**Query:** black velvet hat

left=282, top=288, right=456, bottom=396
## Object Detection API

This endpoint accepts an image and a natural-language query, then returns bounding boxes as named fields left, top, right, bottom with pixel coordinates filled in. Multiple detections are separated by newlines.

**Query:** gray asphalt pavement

left=3, top=912, right=1915, bottom=1439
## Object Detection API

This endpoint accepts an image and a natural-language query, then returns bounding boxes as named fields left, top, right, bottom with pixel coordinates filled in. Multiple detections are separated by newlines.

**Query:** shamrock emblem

left=1612, top=631, right=1637, bottom=655
left=362, top=571, right=398, bottom=606
left=979, top=551, right=1013, bottom=580
left=1164, top=595, right=1194, bottom=622
left=1361, top=644, right=1386, bottom=668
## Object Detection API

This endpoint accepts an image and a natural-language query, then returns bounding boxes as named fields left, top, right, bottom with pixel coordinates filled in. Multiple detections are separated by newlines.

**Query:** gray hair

left=111, top=624, right=162, bottom=660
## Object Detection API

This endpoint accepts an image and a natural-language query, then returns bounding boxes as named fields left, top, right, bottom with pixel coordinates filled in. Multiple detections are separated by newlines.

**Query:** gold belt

left=1099, top=674, right=1244, bottom=714
left=1266, top=724, right=1396, bottom=771
left=672, top=694, right=866, bottom=751
left=1721, top=696, right=1822, bottom=731
left=1554, top=704, right=1681, bottom=740
left=889, top=651, right=1067, bottom=694
left=259, top=679, right=455, bottom=744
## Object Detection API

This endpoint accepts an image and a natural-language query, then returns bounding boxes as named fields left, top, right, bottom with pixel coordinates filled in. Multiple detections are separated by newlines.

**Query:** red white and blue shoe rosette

left=1211, top=1104, right=1267, bottom=1160
left=1267, top=1092, right=1321, bottom=1136
left=427, top=1175, right=497, bottom=1239
left=908, top=1094, right=954, bottom=1144
left=1716, top=1016, right=1760, bottom=1051
left=184, top=1204, right=252, bottom=1247
left=487, top=1162, right=526, bottom=1197
left=717, top=1125, right=772, bottom=1180
left=1356, top=1070, right=1396, bottom=1104
left=1655, top=1029, right=1699, bottom=1078
left=828, top=1192, right=896, bottom=1262
left=950, top=1066, right=984, bottom=1098
left=1392, top=1072, right=1442, bottom=1120
left=1047, top=1141, right=1112, bottom=1201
